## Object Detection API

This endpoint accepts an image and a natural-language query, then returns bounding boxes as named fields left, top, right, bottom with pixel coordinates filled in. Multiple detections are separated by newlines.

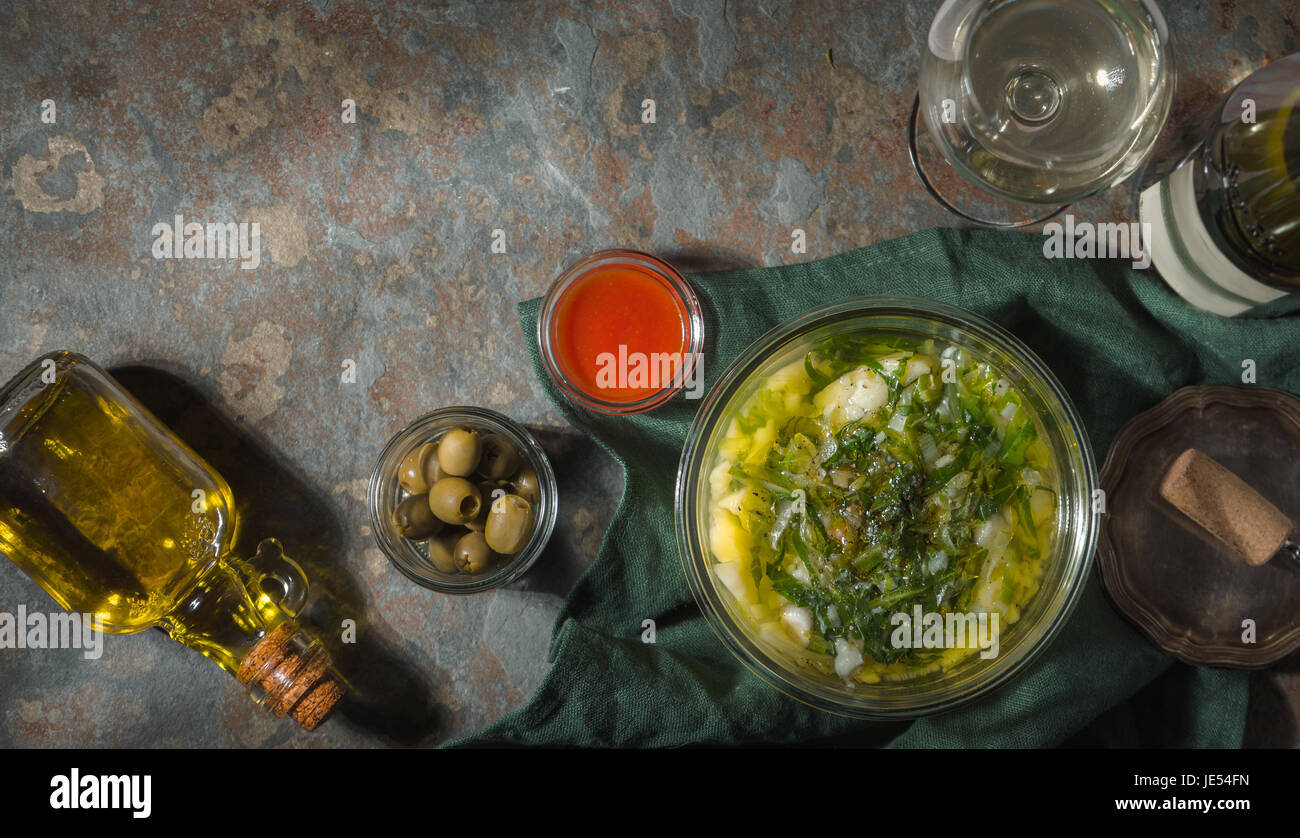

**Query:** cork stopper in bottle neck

left=236, top=623, right=344, bottom=731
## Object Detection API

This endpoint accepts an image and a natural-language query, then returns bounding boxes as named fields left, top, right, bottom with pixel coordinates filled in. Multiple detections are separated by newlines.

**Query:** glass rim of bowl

left=537, top=248, right=705, bottom=415
left=674, top=296, right=1100, bottom=718
left=367, top=406, right=558, bottom=594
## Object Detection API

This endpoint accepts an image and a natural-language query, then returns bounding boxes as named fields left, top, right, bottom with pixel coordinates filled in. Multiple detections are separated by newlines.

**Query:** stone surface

left=0, top=0, right=1297, bottom=747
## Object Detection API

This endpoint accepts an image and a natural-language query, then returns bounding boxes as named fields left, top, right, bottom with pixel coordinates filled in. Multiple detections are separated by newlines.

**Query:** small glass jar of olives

left=368, top=407, right=557, bottom=593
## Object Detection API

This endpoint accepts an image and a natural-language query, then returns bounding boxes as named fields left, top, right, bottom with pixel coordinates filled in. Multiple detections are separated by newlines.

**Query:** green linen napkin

left=455, top=227, right=1298, bottom=748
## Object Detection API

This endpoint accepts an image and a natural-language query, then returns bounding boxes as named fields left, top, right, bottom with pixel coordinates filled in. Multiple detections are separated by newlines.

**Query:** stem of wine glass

left=1005, top=69, right=1062, bottom=126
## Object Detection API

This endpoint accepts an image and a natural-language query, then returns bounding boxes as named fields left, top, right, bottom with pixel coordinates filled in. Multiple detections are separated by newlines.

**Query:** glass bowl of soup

left=675, top=298, right=1098, bottom=717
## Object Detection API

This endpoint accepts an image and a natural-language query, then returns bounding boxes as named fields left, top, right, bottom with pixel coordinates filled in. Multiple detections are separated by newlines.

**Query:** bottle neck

left=158, top=542, right=343, bottom=730
left=160, top=558, right=276, bottom=675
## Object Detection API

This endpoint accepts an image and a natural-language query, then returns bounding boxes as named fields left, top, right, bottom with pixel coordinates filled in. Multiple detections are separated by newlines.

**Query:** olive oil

left=0, top=352, right=343, bottom=727
left=0, top=365, right=235, bottom=633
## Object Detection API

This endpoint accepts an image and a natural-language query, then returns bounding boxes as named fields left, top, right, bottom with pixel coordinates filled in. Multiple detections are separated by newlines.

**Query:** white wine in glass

left=915, top=0, right=1175, bottom=224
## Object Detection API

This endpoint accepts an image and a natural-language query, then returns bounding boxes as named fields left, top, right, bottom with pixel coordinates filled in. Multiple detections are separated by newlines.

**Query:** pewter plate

left=1098, top=385, right=1300, bottom=668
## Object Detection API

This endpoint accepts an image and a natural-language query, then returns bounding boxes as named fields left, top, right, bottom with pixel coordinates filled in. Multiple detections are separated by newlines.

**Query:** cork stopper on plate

left=1158, top=448, right=1297, bottom=566
left=237, top=623, right=345, bottom=731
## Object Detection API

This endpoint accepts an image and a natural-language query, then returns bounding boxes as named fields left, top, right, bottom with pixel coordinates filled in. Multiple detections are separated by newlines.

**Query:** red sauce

left=550, top=262, right=691, bottom=404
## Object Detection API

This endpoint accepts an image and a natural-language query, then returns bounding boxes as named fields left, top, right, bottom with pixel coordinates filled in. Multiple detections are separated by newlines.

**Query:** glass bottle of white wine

left=1200, top=57, right=1300, bottom=281
left=1141, top=54, right=1300, bottom=315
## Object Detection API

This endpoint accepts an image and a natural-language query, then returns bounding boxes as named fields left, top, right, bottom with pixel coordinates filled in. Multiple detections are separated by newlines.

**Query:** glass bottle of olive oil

left=0, top=351, right=343, bottom=730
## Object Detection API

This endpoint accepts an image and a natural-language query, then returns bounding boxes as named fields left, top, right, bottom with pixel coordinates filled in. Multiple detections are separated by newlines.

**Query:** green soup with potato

left=707, top=333, right=1058, bottom=682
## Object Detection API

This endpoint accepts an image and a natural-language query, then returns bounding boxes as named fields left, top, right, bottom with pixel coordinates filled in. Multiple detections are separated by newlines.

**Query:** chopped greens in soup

left=707, top=333, right=1057, bottom=682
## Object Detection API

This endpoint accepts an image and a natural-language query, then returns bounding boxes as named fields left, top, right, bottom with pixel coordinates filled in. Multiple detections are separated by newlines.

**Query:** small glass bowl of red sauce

left=538, top=249, right=704, bottom=414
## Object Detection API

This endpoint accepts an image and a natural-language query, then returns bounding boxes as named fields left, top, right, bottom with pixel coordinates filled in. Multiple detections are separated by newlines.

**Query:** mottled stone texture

left=0, top=1, right=1296, bottom=747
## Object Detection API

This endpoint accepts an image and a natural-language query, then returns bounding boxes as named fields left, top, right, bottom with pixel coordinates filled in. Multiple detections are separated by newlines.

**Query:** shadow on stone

left=112, top=364, right=443, bottom=745
left=662, top=247, right=755, bottom=275
left=501, top=425, right=616, bottom=602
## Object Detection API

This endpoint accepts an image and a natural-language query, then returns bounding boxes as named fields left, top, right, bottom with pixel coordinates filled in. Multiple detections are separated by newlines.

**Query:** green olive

left=392, top=494, right=441, bottom=540
left=477, top=435, right=521, bottom=480
left=454, top=531, right=495, bottom=574
left=510, top=465, right=541, bottom=504
left=425, top=533, right=460, bottom=574
left=398, top=442, right=440, bottom=494
left=464, top=482, right=500, bottom=532
left=485, top=493, right=533, bottom=555
left=427, top=477, right=482, bottom=525
left=437, top=427, right=482, bottom=477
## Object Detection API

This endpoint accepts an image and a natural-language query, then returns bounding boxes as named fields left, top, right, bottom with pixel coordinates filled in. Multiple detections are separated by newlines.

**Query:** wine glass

left=910, top=0, right=1176, bottom=228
